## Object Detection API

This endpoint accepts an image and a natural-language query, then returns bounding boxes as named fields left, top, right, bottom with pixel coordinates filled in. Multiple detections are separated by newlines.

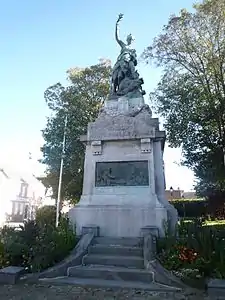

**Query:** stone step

left=82, top=254, right=144, bottom=269
left=88, top=244, right=143, bottom=257
left=67, top=265, right=153, bottom=283
left=93, top=237, right=143, bottom=247
left=39, top=276, right=181, bottom=292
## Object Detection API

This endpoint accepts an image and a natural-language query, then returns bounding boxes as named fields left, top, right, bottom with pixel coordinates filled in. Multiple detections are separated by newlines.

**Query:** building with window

left=0, top=168, right=47, bottom=227
left=165, top=187, right=197, bottom=200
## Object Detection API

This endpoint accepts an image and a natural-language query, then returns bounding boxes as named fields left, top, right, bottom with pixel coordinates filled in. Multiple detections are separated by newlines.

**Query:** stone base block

left=82, top=226, right=100, bottom=236
left=69, top=204, right=167, bottom=238
left=207, top=279, right=225, bottom=298
left=0, top=266, right=25, bottom=284
left=140, top=226, right=159, bottom=238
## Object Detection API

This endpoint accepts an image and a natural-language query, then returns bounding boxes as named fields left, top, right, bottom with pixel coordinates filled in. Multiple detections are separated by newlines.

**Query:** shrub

left=208, top=201, right=225, bottom=220
left=35, top=205, right=57, bottom=228
left=0, top=217, right=76, bottom=272
left=0, top=241, right=6, bottom=268
left=28, top=217, right=76, bottom=272
left=170, top=199, right=207, bottom=218
left=170, top=198, right=225, bottom=220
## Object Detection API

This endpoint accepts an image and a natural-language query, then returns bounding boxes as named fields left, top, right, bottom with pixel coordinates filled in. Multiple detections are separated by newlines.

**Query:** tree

left=41, top=60, right=111, bottom=203
left=142, top=0, right=225, bottom=197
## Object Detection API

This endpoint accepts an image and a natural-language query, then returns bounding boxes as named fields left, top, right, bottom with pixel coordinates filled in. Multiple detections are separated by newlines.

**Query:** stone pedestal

left=69, top=98, right=177, bottom=237
left=0, top=266, right=25, bottom=284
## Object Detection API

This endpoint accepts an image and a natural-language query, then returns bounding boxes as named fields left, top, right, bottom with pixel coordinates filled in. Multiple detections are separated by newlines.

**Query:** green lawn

left=170, top=198, right=206, bottom=202
left=205, top=220, right=225, bottom=226
left=179, top=219, right=225, bottom=226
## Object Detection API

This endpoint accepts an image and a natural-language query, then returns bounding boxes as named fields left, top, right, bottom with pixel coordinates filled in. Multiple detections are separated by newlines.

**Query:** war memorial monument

left=69, top=14, right=177, bottom=237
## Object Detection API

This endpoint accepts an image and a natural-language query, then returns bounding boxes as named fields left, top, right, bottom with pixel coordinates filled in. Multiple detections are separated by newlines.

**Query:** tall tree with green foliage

left=41, top=60, right=111, bottom=203
left=142, top=0, right=225, bottom=197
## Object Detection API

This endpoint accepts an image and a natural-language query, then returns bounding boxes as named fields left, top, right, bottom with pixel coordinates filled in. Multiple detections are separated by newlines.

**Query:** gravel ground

left=0, top=284, right=214, bottom=300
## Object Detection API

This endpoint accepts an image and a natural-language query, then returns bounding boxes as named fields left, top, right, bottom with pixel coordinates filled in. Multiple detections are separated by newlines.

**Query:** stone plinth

left=207, top=279, right=225, bottom=298
left=69, top=102, right=177, bottom=237
left=0, top=266, right=24, bottom=284
left=70, top=204, right=167, bottom=237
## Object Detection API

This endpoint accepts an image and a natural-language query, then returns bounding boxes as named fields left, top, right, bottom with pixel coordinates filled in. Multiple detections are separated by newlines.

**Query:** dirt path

left=0, top=284, right=213, bottom=299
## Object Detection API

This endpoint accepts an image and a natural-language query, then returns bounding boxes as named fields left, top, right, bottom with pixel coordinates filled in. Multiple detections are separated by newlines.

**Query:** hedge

left=169, top=199, right=207, bottom=218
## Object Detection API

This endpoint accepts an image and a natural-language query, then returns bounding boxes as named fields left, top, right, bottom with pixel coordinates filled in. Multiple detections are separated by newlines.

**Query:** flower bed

left=157, top=219, right=225, bottom=286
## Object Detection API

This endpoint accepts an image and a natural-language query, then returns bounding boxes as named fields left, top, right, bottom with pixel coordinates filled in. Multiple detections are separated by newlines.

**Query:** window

left=12, top=201, right=25, bottom=215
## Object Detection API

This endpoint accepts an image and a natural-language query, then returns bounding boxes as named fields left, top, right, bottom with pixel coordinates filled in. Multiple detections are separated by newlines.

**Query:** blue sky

left=0, top=0, right=196, bottom=190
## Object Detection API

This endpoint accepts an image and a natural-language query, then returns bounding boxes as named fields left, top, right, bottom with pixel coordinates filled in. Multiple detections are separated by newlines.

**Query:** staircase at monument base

left=40, top=236, right=180, bottom=291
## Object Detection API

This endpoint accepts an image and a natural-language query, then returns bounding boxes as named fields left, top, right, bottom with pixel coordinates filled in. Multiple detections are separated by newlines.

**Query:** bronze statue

left=110, top=14, right=145, bottom=98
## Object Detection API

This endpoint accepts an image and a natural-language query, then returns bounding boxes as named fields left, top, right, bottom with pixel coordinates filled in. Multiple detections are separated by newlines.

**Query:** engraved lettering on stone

left=95, top=161, right=149, bottom=187
left=88, top=118, right=155, bottom=141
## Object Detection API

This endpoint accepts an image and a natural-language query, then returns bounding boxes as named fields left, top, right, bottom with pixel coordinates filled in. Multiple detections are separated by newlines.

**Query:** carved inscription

left=95, top=160, right=149, bottom=187
left=88, top=118, right=155, bottom=141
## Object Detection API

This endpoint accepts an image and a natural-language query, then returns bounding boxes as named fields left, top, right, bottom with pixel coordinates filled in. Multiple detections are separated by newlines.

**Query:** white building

left=0, top=168, right=47, bottom=227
